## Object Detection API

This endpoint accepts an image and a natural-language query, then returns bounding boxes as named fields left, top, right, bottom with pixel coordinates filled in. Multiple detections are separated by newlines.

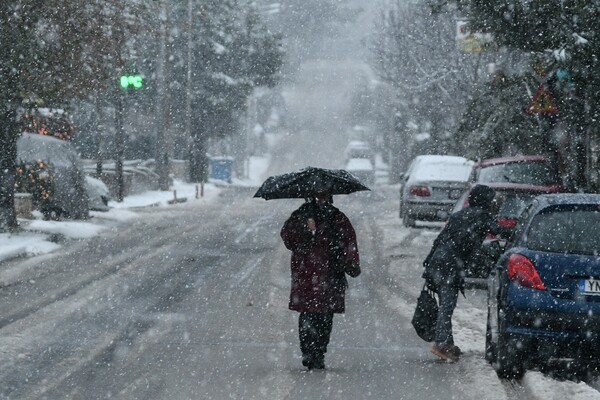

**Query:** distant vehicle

left=399, top=155, right=473, bottom=227
left=17, top=133, right=89, bottom=219
left=344, top=140, right=373, bottom=161
left=85, top=176, right=111, bottom=212
left=471, top=155, right=564, bottom=190
left=486, top=194, right=600, bottom=379
left=345, top=158, right=375, bottom=186
left=453, top=182, right=563, bottom=278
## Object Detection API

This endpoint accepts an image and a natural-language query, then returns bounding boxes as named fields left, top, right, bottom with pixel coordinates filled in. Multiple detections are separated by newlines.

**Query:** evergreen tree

left=187, top=0, right=283, bottom=182
left=0, top=1, right=126, bottom=230
left=438, top=0, right=600, bottom=189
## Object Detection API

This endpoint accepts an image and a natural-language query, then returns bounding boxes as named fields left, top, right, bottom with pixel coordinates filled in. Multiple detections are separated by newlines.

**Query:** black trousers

left=299, top=312, right=334, bottom=356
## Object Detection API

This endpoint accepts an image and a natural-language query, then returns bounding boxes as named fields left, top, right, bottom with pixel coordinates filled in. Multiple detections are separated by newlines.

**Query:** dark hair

left=468, top=185, right=495, bottom=208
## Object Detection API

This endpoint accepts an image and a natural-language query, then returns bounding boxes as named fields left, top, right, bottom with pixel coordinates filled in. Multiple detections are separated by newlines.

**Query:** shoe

left=302, top=354, right=314, bottom=368
left=431, top=343, right=460, bottom=363
left=303, top=352, right=325, bottom=370
left=311, top=354, right=325, bottom=370
left=450, top=345, right=462, bottom=357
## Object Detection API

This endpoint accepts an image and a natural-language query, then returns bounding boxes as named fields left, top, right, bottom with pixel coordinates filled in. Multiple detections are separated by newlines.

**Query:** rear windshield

left=496, top=193, right=538, bottom=219
left=477, top=162, right=558, bottom=186
left=526, top=206, right=600, bottom=255
left=412, top=162, right=472, bottom=182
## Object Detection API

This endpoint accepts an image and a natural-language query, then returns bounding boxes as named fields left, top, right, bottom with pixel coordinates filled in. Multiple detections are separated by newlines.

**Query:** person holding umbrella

left=280, top=192, right=361, bottom=370
left=254, top=166, right=368, bottom=370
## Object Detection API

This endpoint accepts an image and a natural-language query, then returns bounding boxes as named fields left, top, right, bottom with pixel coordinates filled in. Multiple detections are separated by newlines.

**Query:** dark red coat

left=281, top=202, right=360, bottom=313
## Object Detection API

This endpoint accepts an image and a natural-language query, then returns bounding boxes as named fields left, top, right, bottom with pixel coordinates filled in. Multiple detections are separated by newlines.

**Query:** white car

left=399, top=155, right=474, bottom=227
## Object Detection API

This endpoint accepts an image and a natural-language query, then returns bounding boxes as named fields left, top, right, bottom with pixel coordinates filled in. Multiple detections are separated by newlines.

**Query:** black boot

left=302, top=353, right=314, bottom=368
left=311, top=353, right=325, bottom=370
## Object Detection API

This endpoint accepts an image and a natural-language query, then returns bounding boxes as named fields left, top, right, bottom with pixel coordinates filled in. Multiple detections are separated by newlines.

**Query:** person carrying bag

left=412, top=283, right=438, bottom=343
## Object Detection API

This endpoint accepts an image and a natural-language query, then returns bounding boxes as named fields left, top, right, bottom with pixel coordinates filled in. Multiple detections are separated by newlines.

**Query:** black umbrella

left=253, top=166, right=371, bottom=200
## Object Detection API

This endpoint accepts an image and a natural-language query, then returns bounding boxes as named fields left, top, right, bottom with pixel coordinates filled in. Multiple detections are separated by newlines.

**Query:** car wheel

left=495, top=329, right=526, bottom=379
left=403, top=213, right=416, bottom=228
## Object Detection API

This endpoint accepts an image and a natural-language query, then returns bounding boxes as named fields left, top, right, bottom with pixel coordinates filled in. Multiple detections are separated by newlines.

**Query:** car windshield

left=526, top=206, right=600, bottom=255
left=477, top=162, right=558, bottom=186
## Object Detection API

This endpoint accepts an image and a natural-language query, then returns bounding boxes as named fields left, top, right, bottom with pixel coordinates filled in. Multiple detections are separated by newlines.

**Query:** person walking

left=423, top=184, right=507, bottom=363
left=280, top=193, right=360, bottom=370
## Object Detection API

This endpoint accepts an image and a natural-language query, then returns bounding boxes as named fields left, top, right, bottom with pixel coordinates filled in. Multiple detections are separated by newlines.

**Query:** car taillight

left=497, top=218, right=517, bottom=229
left=409, top=186, right=431, bottom=197
left=508, top=254, right=546, bottom=290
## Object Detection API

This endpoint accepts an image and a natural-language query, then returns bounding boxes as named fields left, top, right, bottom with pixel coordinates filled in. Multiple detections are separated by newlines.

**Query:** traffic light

left=120, top=74, right=143, bottom=90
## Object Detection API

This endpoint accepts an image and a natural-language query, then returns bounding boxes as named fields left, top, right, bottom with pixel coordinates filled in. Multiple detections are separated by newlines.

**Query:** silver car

left=399, top=155, right=474, bottom=227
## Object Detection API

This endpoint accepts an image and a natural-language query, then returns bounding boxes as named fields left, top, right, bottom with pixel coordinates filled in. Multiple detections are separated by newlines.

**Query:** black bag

left=411, top=284, right=438, bottom=342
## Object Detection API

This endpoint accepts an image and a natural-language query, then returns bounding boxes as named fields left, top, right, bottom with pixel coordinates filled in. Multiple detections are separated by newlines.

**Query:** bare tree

left=371, top=1, right=492, bottom=170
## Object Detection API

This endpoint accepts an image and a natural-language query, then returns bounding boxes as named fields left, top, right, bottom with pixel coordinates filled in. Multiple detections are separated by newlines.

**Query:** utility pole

left=185, top=0, right=193, bottom=180
left=155, top=1, right=171, bottom=191
left=115, top=85, right=125, bottom=202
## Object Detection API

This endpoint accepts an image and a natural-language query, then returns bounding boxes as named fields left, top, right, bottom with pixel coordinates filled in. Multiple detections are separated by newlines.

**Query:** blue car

left=486, top=194, right=600, bottom=379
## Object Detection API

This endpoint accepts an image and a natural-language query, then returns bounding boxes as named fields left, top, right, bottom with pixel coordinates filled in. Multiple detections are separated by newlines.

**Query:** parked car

left=453, top=182, right=565, bottom=278
left=486, top=194, right=600, bottom=379
left=17, top=133, right=89, bottom=219
left=470, top=155, right=564, bottom=190
left=399, top=155, right=474, bottom=227
left=345, top=158, right=375, bottom=186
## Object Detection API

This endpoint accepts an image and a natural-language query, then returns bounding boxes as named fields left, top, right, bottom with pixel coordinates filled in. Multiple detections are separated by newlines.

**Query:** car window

left=496, top=193, right=537, bottom=219
left=525, top=206, right=600, bottom=255
left=477, top=162, right=558, bottom=186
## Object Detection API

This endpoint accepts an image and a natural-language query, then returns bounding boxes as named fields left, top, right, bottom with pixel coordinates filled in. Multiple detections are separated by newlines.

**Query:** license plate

left=449, top=189, right=463, bottom=200
left=579, top=279, right=600, bottom=295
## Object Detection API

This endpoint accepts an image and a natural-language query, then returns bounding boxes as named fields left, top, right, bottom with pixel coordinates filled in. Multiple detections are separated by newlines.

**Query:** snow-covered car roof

left=17, top=132, right=79, bottom=167
left=409, top=155, right=474, bottom=182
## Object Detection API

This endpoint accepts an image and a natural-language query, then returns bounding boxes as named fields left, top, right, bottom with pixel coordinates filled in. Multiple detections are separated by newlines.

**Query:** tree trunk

left=0, top=108, right=19, bottom=231
left=388, top=111, right=406, bottom=184
left=95, top=99, right=104, bottom=178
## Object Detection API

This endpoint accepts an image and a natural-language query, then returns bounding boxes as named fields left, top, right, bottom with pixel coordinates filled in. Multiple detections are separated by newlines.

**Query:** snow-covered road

left=1, top=184, right=598, bottom=399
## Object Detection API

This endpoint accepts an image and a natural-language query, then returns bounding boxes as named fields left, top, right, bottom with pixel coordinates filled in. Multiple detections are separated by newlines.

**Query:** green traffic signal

left=120, top=74, right=143, bottom=90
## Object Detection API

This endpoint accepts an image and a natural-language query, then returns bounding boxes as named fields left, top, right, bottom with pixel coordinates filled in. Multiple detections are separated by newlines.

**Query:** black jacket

left=423, top=205, right=501, bottom=279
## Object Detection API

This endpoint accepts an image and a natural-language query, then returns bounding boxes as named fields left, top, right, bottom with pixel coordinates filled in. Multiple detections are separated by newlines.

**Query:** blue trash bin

left=210, top=157, right=234, bottom=183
